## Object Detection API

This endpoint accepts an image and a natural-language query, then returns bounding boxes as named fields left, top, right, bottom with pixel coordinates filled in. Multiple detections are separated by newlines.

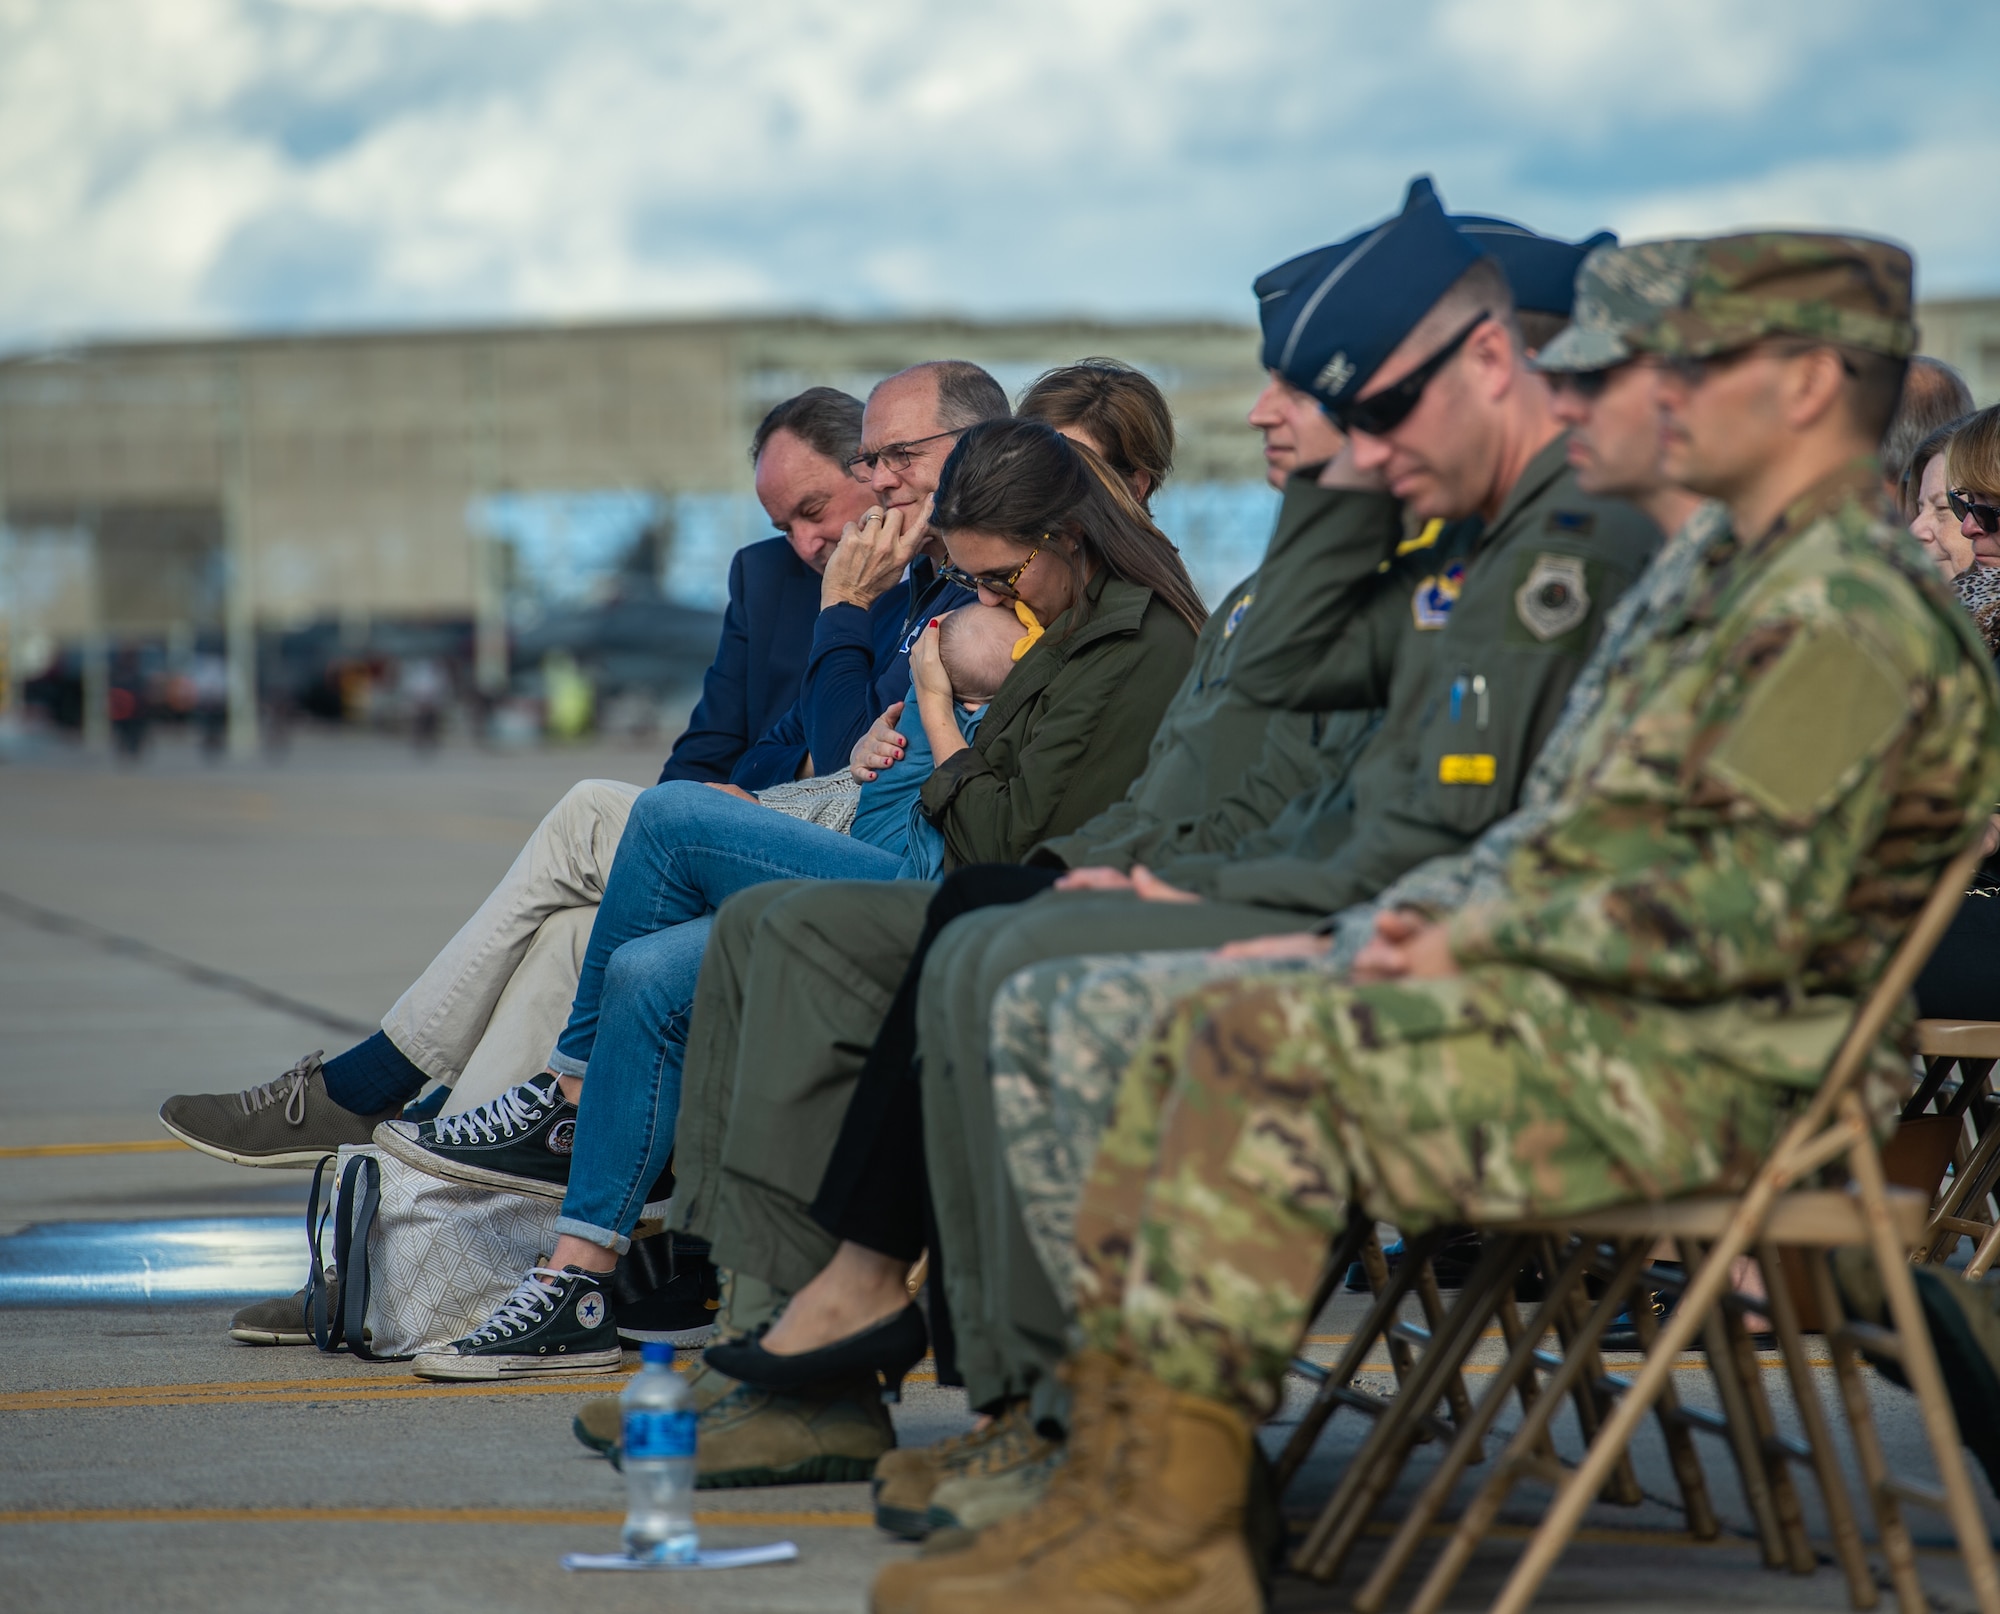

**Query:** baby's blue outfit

left=850, top=682, right=986, bottom=877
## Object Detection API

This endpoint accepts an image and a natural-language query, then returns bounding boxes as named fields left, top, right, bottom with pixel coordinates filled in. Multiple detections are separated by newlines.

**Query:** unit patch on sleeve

left=1222, top=592, right=1255, bottom=639
left=1514, top=553, right=1590, bottom=642
left=1411, top=562, right=1465, bottom=631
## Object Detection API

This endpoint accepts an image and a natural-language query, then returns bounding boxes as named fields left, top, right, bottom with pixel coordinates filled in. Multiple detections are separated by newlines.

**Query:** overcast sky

left=3, top=0, right=1993, bottom=349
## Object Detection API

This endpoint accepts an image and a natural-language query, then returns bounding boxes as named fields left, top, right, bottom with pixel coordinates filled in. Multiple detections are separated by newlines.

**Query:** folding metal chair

left=1911, top=1019, right=2000, bottom=1275
left=1378, top=840, right=2000, bottom=1614
left=1276, top=1220, right=1478, bottom=1498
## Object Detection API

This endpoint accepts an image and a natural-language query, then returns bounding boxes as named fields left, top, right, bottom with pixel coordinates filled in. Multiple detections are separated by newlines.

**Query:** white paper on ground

left=562, top=1542, right=799, bottom=1571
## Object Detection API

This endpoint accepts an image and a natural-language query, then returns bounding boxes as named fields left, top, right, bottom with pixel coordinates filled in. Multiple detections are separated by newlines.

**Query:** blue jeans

left=548, top=781, right=904, bottom=1250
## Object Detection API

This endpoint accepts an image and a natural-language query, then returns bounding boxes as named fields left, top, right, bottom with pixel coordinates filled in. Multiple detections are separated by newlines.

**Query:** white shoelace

left=466, top=1266, right=568, bottom=1343
left=236, top=1053, right=323, bottom=1126
left=431, top=1075, right=560, bottom=1147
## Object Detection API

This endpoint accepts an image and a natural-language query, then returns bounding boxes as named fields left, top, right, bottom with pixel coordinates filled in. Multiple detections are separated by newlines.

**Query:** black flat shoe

left=703, top=1303, right=928, bottom=1401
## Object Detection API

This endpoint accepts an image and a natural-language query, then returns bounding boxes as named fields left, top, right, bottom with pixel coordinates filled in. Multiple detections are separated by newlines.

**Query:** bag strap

left=305, top=1155, right=342, bottom=1352
left=332, top=1154, right=385, bottom=1360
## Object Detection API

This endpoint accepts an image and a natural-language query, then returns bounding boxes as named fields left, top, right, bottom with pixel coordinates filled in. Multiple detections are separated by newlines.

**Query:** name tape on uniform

left=1438, top=753, right=1497, bottom=785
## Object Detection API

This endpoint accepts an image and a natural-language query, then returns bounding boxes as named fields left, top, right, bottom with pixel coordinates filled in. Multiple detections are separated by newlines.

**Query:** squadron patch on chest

left=1515, top=553, right=1590, bottom=642
left=1411, top=563, right=1465, bottom=631
left=1222, top=592, right=1255, bottom=639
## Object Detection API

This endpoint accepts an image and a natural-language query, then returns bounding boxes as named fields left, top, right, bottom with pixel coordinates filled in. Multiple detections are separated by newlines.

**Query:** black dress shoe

left=704, top=1303, right=928, bottom=1401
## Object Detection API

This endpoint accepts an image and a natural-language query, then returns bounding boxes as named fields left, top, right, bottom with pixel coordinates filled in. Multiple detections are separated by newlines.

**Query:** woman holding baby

left=385, top=407, right=1206, bottom=1378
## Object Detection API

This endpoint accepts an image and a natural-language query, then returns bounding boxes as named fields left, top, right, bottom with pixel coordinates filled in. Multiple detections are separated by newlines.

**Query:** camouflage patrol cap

left=1534, top=238, right=1702, bottom=374
left=1632, top=232, right=1916, bottom=360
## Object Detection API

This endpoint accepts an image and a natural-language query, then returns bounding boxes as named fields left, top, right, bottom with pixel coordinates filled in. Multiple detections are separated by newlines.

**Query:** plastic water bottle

left=620, top=1342, right=699, bottom=1563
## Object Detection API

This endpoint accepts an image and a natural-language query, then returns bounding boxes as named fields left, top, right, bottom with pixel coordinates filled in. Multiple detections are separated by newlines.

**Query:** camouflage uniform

left=1063, top=234, right=2000, bottom=1417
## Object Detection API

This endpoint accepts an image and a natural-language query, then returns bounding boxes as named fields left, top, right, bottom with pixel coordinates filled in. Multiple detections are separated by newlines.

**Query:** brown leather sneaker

left=161, top=1054, right=393, bottom=1168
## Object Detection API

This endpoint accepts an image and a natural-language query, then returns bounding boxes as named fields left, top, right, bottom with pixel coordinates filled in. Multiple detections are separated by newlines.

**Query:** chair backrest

left=1786, top=838, right=1985, bottom=1143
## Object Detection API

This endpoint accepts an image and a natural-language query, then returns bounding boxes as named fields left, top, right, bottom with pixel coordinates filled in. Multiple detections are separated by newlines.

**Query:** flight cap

left=1535, top=238, right=1703, bottom=374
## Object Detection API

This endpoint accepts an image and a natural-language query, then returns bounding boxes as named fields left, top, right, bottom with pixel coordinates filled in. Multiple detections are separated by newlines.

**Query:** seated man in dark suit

left=660, top=387, right=860, bottom=787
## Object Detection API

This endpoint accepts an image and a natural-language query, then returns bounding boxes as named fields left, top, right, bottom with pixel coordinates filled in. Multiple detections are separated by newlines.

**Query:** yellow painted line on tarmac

left=0, top=1376, right=636, bottom=1412
left=0, top=1139, right=185, bottom=1158
left=6, top=1365, right=935, bottom=1414
left=0, top=1505, right=873, bottom=1529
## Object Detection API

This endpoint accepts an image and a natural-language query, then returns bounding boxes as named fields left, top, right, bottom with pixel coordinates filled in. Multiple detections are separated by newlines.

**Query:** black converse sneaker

left=411, top=1266, right=624, bottom=1380
left=374, top=1075, right=577, bottom=1198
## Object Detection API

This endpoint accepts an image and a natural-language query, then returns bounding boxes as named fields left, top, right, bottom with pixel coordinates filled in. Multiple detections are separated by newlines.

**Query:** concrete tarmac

left=1, top=728, right=1993, bottom=1612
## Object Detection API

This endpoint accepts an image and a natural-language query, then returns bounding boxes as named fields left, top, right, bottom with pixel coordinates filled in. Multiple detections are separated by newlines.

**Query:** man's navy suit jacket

left=656, top=536, right=820, bottom=788
left=657, top=541, right=973, bottom=791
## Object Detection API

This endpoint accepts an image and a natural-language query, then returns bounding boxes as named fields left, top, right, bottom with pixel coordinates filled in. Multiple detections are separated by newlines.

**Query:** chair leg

left=1402, top=1240, right=1647, bottom=1614
left=1479, top=1159, right=1812, bottom=1614
left=1493, top=1296, right=1562, bottom=1468
left=1807, top=1245, right=1931, bottom=1614
left=1712, top=1246, right=1819, bottom=1574
left=1625, top=1260, right=1723, bottom=1543
left=1274, top=1214, right=1377, bottom=1492
left=1923, top=1123, right=2000, bottom=1263
left=1758, top=1241, right=1879, bottom=1610
left=1291, top=1234, right=1532, bottom=1583
left=1846, top=1096, right=2000, bottom=1614
left=1966, top=1216, right=2000, bottom=1281
left=1903, top=1055, right=1957, bottom=1122
left=1411, top=1248, right=1478, bottom=1435
left=1358, top=1238, right=1649, bottom=1614
left=1683, top=1235, right=1795, bottom=1569
left=1549, top=1235, right=1644, bottom=1508
left=1274, top=1224, right=1441, bottom=1500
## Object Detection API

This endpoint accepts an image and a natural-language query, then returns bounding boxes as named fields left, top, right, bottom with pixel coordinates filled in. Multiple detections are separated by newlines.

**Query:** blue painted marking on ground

left=0, top=1218, right=306, bottom=1305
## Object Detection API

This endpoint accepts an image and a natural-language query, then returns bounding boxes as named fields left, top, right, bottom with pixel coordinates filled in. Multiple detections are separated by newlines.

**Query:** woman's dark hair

left=931, top=418, right=1207, bottom=636
left=1017, top=359, right=1175, bottom=506
left=749, top=386, right=865, bottom=467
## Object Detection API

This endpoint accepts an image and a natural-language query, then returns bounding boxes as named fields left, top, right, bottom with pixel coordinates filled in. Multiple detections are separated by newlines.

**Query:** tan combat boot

left=571, top=1358, right=742, bottom=1462
left=871, top=1351, right=1122, bottom=1614
left=874, top=1401, right=1051, bottom=1538
left=696, top=1370, right=895, bottom=1487
left=913, top=1368, right=1260, bottom=1614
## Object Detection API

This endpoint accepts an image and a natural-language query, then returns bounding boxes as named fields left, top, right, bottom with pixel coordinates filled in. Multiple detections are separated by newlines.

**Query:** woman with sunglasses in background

left=1914, top=404, right=2000, bottom=1023
left=378, top=416, right=1205, bottom=1381
left=1942, top=405, right=2000, bottom=661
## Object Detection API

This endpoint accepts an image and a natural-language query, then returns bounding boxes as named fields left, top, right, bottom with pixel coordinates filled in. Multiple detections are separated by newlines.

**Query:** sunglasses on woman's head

left=1329, top=312, right=1489, bottom=437
left=1950, top=489, right=2000, bottom=536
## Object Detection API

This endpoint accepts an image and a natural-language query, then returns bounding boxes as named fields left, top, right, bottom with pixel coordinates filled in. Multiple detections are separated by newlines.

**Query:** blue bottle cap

left=640, top=1341, right=673, bottom=1366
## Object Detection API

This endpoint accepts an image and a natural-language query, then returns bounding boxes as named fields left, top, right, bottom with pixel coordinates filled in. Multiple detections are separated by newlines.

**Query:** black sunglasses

left=1549, top=367, right=1614, bottom=401
left=1331, top=311, right=1489, bottom=436
left=1950, top=489, right=2000, bottom=537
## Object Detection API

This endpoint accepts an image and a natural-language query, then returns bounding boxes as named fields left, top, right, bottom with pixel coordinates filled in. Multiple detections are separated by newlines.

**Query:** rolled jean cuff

left=554, top=1214, right=629, bottom=1256
left=545, top=1050, right=589, bottom=1079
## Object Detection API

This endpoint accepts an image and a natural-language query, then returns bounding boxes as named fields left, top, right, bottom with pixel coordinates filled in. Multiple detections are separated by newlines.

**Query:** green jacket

left=1172, top=436, right=1661, bottom=915
left=921, top=573, right=1199, bottom=869
left=1034, top=568, right=1337, bottom=871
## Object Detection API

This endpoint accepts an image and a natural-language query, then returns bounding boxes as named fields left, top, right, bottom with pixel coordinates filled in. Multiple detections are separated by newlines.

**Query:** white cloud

left=0, top=0, right=1989, bottom=346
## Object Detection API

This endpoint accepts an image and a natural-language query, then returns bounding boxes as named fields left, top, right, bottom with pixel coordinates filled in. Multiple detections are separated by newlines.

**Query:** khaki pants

left=380, top=779, right=640, bottom=1115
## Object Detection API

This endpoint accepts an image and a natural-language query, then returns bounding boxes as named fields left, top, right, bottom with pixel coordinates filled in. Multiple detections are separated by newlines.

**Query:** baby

left=934, top=600, right=1029, bottom=709
left=847, top=602, right=1027, bottom=874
